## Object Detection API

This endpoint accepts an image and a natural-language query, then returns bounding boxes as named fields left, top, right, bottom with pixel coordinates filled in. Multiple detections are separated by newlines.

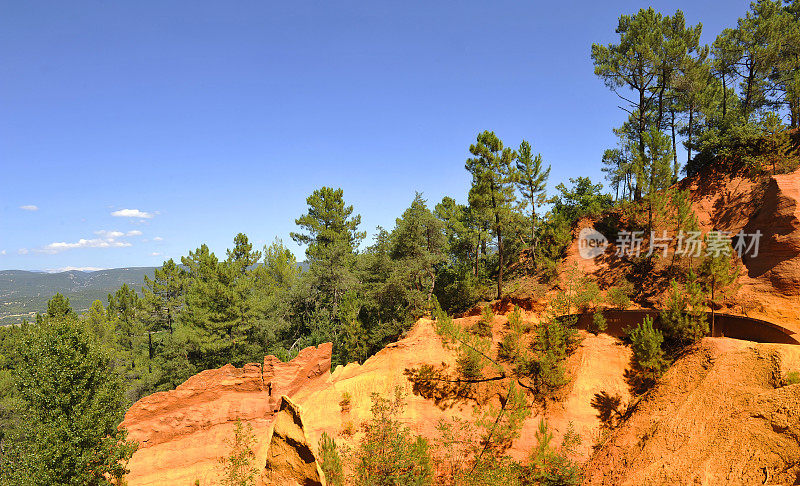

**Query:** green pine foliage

left=660, top=276, right=708, bottom=344
left=318, top=432, right=344, bottom=486
left=218, top=420, right=258, bottom=486
left=353, top=388, right=433, bottom=486
left=629, top=316, right=667, bottom=379
left=523, top=419, right=583, bottom=486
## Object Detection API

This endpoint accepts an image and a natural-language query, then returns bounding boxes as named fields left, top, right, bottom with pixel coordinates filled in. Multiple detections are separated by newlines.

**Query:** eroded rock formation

left=263, top=396, right=325, bottom=486
left=120, top=343, right=332, bottom=486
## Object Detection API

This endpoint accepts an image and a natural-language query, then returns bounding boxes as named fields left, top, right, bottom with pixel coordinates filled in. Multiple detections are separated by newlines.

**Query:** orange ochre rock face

left=566, top=168, right=800, bottom=334
left=121, top=317, right=633, bottom=485
left=120, top=343, right=332, bottom=486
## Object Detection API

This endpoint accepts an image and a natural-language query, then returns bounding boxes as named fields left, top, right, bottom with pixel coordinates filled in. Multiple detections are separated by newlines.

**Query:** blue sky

left=0, top=0, right=748, bottom=271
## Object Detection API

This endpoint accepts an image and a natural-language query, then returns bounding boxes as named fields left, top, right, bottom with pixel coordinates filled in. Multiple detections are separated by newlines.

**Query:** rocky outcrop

left=121, top=318, right=634, bottom=484
left=120, top=343, right=332, bottom=486
left=263, top=396, right=325, bottom=486
left=744, top=171, right=800, bottom=293
left=583, top=338, right=800, bottom=485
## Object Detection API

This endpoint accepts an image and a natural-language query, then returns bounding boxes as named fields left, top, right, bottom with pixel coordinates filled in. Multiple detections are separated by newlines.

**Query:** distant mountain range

left=0, top=267, right=156, bottom=325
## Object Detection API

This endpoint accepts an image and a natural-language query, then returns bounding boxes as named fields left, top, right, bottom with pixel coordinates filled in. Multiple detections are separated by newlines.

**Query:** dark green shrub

left=607, top=282, right=633, bottom=310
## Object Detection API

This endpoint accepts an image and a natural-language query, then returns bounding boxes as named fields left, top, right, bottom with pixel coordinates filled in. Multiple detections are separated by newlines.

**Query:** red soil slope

left=583, top=338, right=800, bottom=485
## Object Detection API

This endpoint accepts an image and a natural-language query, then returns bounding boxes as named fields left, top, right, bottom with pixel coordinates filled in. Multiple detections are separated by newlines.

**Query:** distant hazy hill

left=0, top=267, right=155, bottom=325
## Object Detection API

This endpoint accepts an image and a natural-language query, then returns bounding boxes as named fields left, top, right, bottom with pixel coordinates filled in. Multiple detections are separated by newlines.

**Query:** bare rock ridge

left=263, top=396, right=325, bottom=486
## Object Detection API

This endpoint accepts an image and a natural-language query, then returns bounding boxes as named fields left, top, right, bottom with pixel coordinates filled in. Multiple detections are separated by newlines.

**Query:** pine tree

left=629, top=316, right=666, bottom=380
left=592, top=8, right=664, bottom=199
left=218, top=420, right=258, bottom=486
left=46, top=292, right=73, bottom=321
left=698, top=236, right=740, bottom=337
left=389, top=193, right=446, bottom=311
left=291, top=187, right=365, bottom=314
left=465, top=131, right=518, bottom=299
left=515, top=140, right=550, bottom=260
left=143, top=258, right=186, bottom=334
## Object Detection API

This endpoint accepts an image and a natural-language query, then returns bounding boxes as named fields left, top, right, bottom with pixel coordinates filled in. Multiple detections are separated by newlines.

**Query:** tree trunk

left=688, top=108, right=694, bottom=164
left=671, top=109, right=678, bottom=173
left=497, top=230, right=503, bottom=300
left=744, top=61, right=755, bottom=117
left=636, top=88, right=646, bottom=202
left=474, top=240, right=480, bottom=277
left=721, top=72, right=728, bottom=121
left=711, top=282, right=716, bottom=338
left=148, top=331, right=153, bottom=374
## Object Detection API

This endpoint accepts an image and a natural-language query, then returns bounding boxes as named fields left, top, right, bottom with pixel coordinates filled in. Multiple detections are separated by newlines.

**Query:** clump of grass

left=339, top=391, right=352, bottom=413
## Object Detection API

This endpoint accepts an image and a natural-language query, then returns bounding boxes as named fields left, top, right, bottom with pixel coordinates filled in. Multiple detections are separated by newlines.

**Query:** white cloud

left=36, top=228, right=142, bottom=254
left=47, top=266, right=106, bottom=273
left=150, top=252, right=162, bottom=257
left=39, top=238, right=132, bottom=254
left=0, top=250, right=6, bottom=255
left=18, top=248, right=29, bottom=255
left=95, top=230, right=124, bottom=238
left=20, top=205, right=38, bottom=211
left=111, top=208, right=154, bottom=219
left=153, top=236, right=164, bottom=241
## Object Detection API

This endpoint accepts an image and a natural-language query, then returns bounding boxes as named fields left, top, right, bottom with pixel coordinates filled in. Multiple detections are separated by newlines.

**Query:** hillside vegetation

left=1, top=1, right=799, bottom=484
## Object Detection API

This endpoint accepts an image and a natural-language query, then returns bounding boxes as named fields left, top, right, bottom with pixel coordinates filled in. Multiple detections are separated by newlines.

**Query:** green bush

left=218, top=420, right=258, bottom=486
left=318, top=432, right=344, bottom=486
left=660, top=278, right=708, bottom=344
left=472, top=304, right=495, bottom=337
left=354, top=388, right=432, bottom=486
left=590, top=311, right=607, bottom=334
left=523, top=419, right=583, bottom=486
left=607, top=282, right=633, bottom=310
left=786, top=371, right=800, bottom=386
left=457, top=348, right=484, bottom=381
left=629, top=316, right=666, bottom=378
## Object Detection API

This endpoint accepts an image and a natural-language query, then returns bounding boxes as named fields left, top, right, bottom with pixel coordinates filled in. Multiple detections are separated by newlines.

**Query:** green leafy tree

left=82, top=299, right=115, bottom=347
left=389, top=193, right=446, bottom=312
left=660, top=276, right=708, bottom=343
left=143, top=258, right=186, bottom=335
left=629, top=316, right=666, bottom=381
left=46, top=293, right=73, bottom=321
left=592, top=8, right=665, bottom=199
left=107, top=284, right=143, bottom=367
left=2, top=318, right=137, bottom=485
left=698, top=235, right=740, bottom=336
left=354, top=388, right=432, bottom=486
left=523, top=419, right=583, bottom=486
left=181, top=244, right=237, bottom=369
left=318, top=432, right=344, bottom=486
